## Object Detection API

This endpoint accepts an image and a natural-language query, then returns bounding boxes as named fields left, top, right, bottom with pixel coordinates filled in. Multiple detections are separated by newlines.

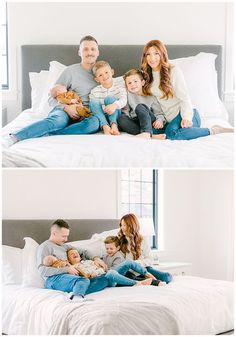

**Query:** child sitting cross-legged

left=102, top=236, right=166, bottom=287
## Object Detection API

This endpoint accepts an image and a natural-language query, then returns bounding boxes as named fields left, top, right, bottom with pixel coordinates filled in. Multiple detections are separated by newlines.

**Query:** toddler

left=51, top=84, right=91, bottom=120
left=102, top=236, right=166, bottom=286
left=89, top=61, right=127, bottom=135
left=118, top=69, right=166, bottom=139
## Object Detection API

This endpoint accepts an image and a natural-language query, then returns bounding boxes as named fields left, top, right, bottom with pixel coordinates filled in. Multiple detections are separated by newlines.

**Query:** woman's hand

left=93, top=257, right=108, bottom=271
left=153, top=120, right=163, bottom=129
left=64, top=105, right=80, bottom=120
left=181, top=119, right=193, bottom=128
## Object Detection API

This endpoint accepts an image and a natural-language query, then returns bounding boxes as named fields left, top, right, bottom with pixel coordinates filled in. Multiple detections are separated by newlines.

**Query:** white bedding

left=2, top=276, right=234, bottom=335
left=2, top=110, right=234, bottom=168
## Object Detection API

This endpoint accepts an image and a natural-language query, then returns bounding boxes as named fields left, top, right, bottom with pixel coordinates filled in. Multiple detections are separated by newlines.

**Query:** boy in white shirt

left=89, top=61, right=127, bottom=135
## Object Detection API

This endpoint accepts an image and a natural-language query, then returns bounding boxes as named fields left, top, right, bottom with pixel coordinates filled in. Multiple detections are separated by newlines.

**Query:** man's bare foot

left=136, top=278, right=152, bottom=286
left=103, top=124, right=112, bottom=135
left=136, top=132, right=151, bottom=139
left=110, top=123, right=120, bottom=135
left=152, top=134, right=166, bottom=140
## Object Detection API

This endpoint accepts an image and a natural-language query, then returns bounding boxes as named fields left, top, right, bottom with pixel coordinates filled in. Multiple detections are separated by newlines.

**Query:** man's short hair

left=52, top=219, right=70, bottom=229
left=80, top=35, right=98, bottom=45
left=104, top=236, right=120, bottom=247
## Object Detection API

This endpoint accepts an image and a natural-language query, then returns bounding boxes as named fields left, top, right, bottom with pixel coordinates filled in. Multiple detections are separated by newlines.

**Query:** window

left=1, top=2, right=8, bottom=89
left=120, top=169, right=158, bottom=248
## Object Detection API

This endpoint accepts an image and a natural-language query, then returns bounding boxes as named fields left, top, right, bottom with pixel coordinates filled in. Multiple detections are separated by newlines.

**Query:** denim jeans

left=105, top=259, right=148, bottom=287
left=13, top=107, right=71, bottom=141
left=153, top=109, right=210, bottom=140
left=45, top=273, right=109, bottom=297
left=90, top=95, right=121, bottom=128
left=146, top=266, right=173, bottom=283
left=118, top=109, right=210, bottom=140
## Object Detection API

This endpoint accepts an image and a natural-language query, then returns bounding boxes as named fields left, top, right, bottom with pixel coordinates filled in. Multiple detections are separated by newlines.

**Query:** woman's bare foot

left=136, top=132, right=151, bottom=139
left=158, top=281, right=167, bottom=286
left=102, top=124, right=112, bottom=135
left=152, top=134, right=166, bottom=140
left=110, top=123, right=120, bottom=135
left=136, top=278, right=152, bottom=286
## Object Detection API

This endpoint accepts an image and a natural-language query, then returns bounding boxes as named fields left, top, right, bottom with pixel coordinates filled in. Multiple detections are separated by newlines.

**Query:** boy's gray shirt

left=48, top=63, right=97, bottom=109
left=102, top=251, right=125, bottom=269
left=124, top=92, right=165, bottom=123
left=37, top=240, right=89, bottom=280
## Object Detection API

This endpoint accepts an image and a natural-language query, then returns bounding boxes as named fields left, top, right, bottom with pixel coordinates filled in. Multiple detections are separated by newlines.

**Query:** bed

left=2, top=219, right=234, bottom=335
left=2, top=44, right=234, bottom=168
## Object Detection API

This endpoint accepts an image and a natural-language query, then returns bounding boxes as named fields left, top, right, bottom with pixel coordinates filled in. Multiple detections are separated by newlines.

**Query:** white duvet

left=2, top=110, right=234, bottom=168
left=2, top=276, right=234, bottom=335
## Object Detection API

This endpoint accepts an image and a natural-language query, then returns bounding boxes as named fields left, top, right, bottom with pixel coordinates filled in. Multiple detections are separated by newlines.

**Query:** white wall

left=2, top=169, right=119, bottom=219
left=2, top=168, right=234, bottom=281
left=3, top=1, right=234, bottom=123
left=162, top=169, right=234, bottom=281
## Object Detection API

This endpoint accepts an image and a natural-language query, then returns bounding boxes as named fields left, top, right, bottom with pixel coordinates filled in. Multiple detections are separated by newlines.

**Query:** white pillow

left=171, top=52, right=228, bottom=120
left=2, top=245, right=23, bottom=285
left=69, top=237, right=106, bottom=259
left=29, top=70, right=49, bottom=114
left=22, top=237, right=44, bottom=288
left=37, top=61, right=67, bottom=117
left=91, top=228, right=119, bottom=240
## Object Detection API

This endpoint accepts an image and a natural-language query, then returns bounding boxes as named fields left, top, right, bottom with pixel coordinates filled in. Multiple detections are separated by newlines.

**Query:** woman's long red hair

left=141, top=40, right=174, bottom=99
left=118, top=213, right=143, bottom=260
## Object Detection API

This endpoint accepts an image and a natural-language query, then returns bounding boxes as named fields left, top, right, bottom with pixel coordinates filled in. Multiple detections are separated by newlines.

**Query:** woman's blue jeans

left=105, top=259, right=148, bottom=287
left=45, top=273, right=109, bottom=297
left=146, top=266, right=173, bottom=283
left=90, top=95, right=121, bottom=128
left=153, top=109, right=210, bottom=140
left=13, top=107, right=100, bottom=141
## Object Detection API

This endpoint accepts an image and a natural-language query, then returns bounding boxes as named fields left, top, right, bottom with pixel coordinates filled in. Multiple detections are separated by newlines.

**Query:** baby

left=43, top=255, right=70, bottom=268
left=50, top=84, right=91, bottom=120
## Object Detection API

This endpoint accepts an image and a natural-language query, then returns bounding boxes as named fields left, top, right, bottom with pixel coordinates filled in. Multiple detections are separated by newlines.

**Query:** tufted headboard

left=2, top=219, right=120, bottom=248
left=21, top=44, right=223, bottom=110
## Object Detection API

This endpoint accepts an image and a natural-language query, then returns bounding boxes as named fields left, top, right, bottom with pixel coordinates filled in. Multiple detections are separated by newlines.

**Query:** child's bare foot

left=110, top=123, right=120, bottom=135
left=136, top=278, right=152, bottom=286
left=136, top=132, right=151, bottom=139
left=102, top=124, right=112, bottom=135
left=152, top=134, right=166, bottom=140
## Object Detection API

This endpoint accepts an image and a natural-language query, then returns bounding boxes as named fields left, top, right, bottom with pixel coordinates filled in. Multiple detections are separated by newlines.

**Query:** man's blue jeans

left=105, top=259, right=148, bottom=287
left=153, top=109, right=210, bottom=140
left=45, top=273, right=109, bottom=297
left=13, top=107, right=100, bottom=141
left=90, top=95, right=121, bottom=128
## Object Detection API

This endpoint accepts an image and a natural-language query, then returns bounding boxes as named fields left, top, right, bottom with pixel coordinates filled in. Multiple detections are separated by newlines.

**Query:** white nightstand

left=152, top=262, right=192, bottom=276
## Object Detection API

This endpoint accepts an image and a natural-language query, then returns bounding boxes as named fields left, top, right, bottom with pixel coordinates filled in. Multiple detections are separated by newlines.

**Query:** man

left=49, top=35, right=101, bottom=135
left=37, top=219, right=108, bottom=300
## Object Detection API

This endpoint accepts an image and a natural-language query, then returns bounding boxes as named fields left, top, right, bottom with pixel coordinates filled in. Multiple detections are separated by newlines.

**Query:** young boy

left=103, top=236, right=166, bottom=286
left=89, top=61, right=127, bottom=135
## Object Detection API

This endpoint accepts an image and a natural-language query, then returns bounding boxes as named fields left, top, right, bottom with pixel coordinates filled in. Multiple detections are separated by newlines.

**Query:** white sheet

left=2, top=110, right=234, bottom=168
left=2, top=276, right=234, bottom=335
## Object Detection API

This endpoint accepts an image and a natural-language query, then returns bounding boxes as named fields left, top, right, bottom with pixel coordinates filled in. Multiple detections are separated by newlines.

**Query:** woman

left=120, top=39, right=232, bottom=140
left=118, top=213, right=172, bottom=283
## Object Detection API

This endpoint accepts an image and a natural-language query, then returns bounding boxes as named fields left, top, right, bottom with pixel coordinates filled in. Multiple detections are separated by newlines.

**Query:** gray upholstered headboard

left=21, top=44, right=223, bottom=110
left=2, top=219, right=119, bottom=248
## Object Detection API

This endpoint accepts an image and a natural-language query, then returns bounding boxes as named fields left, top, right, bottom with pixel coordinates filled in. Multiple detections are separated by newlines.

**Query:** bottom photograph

left=2, top=168, right=234, bottom=335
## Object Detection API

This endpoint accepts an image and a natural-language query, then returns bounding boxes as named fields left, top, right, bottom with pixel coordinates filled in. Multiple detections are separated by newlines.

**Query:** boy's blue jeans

left=105, top=259, right=148, bottom=287
left=13, top=107, right=100, bottom=141
left=90, top=95, right=121, bottom=129
left=45, top=273, right=109, bottom=297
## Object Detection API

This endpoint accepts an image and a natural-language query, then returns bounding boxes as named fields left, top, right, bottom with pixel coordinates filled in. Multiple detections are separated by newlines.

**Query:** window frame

left=2, top=2, right=9, bottom=90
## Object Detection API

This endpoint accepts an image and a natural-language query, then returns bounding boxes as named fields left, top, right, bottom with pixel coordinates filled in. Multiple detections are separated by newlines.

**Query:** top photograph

left=2, top=1, right=234, bottom=168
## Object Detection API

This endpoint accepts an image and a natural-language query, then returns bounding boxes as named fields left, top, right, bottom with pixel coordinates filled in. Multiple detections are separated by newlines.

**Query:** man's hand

left=93, top=257, right=108, bottom=271
left=103, top=103, right=118, bottom=115
left=67, top=265, right=79, bottom=275
left=181, top=119, right=193, bottom=128
left=64, top=105, right=80, bottom=120
left=153, top=120, right=164, bottom=129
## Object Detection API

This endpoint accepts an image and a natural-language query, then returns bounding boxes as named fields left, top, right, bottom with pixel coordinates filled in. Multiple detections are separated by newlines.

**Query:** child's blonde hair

left=92, top=60, right=111, bottom=76
left=104, top=235, right=120, bottom=247
left=123, top=69, right=150, bottom=96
